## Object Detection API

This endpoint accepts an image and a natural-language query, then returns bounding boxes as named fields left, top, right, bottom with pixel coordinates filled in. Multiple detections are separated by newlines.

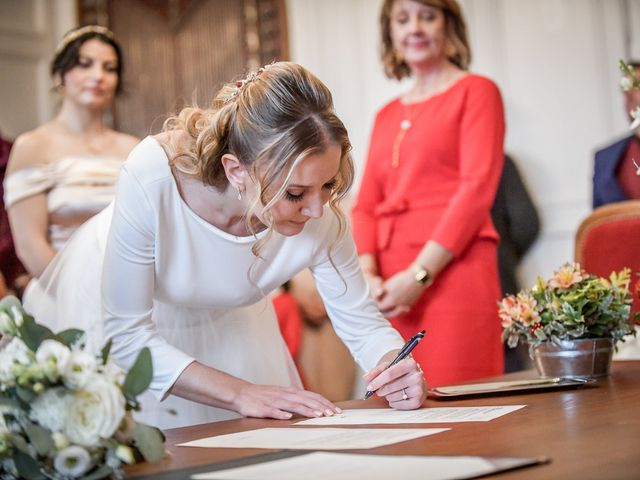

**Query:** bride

left=22, top=62, right=427, bottom=430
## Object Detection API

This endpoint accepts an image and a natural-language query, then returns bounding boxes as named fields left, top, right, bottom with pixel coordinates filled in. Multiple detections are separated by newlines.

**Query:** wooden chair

left=575, top=200, right=640, bottom=323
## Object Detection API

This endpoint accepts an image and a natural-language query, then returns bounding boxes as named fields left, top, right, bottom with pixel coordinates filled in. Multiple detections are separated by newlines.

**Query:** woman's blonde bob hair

left=162, top=61, right=354, bottom=258
left=380, top=0, right=471, bottom=80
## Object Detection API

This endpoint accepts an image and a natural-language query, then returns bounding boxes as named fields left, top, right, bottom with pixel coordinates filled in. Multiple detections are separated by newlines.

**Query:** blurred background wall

left=1, top=0, right=639, bottom=289
left=286, top=0, right=640, bottom=287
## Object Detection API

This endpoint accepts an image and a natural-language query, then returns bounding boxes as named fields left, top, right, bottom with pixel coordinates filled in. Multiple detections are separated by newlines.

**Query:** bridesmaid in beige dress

left=4, top=25, right=138, bottom=278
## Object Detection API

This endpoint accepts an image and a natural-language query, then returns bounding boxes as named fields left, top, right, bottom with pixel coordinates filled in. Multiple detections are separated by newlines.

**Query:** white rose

left=65, top=376, right=125, bottom=447
left=29, top=387, right=70, bottom=433
left=621, top=76, right=633, bottom=91
left=36, top=340, right=70, bottom=382
left=63, top=350, right=97, bottom=389
left=53, top=445, right=92, bottom=478
left=0, top=312, right=16, bottom=336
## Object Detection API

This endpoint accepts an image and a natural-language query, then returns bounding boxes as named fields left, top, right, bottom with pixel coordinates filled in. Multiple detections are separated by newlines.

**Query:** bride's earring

left=237, top=187, right=243, bottom=201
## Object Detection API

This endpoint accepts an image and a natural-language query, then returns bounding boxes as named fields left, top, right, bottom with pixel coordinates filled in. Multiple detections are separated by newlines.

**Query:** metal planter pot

left=532, top=338, right=614, bottom=378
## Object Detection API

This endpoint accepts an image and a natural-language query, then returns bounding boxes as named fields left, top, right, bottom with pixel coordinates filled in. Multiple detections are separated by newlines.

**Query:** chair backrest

left=575, top=200, right=640, bottom=322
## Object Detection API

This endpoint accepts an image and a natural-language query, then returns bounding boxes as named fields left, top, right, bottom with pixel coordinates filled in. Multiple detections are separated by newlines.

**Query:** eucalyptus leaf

left=18, top=315, right=54, bottom=352
left=24, top=422, right=54, bottom=457
left=15, top=387, right=36, bottom=404
left=82, top=465, right=114, bottom=480
left=13, top=451, right=46, bottom=480
left=11, top=434, right=31, bottom=454
left=122, top=348, right=152, bottom=401
left=133, top=423, right=166, bottom=463
left=101, top=339, right=113, bottom=365
left=0, top=397, right=22, bottom=410
left=55, top=328, right=84, bottom=348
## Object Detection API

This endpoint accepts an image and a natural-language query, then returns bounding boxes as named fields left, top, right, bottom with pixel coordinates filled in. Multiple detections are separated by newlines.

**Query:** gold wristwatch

left=411, top=263, right=431, bottom=285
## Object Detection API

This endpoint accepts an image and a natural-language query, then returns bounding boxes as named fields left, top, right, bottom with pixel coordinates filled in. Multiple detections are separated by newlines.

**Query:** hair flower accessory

left=0, top=296, right=166, bottom=479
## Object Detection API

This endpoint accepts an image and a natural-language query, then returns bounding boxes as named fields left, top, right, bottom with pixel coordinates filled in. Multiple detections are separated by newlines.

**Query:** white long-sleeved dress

left=24, top=136, right=405, bottom=429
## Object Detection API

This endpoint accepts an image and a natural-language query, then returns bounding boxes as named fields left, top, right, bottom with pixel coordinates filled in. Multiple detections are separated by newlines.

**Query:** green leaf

left=24, top=422, right=54, bottom=457
left=122, top=348, right=152, bottom=401
left=15, top=387, right=36, bottom=404
left=18, top=315, right=54, bottom=352
left=13, top=451, right=46, bottom=480
left=0, top=396, right=22, bottom=410
left=101, top=339, right=113, bottom=365
left=11, top=434, right=31, bottom=454
left=83, top=465, right=114, bottom=480
left=55, top=328, right=84, bottom=347
left=133, top=423, right=166, bottom=463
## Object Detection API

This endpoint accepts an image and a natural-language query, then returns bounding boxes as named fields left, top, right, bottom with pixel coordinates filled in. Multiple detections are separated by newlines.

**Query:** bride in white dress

left=4, top=25, right=138, bottom=278
left=21, top=62, right=427, bottom=429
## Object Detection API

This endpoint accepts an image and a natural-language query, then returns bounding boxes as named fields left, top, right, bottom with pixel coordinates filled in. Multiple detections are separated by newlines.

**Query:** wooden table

left=127, top=361, right=640, bottom=479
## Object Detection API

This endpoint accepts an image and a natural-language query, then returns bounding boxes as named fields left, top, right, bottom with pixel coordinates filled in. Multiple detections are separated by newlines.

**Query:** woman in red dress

left=352, top=0, right=505, bottom=386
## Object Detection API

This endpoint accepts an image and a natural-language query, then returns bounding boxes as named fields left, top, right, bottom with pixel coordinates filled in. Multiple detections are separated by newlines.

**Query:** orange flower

left=548, top=262, right=587, bottom=289
left=498, top=295, right=519, bottom=328
left=516, top=293, right=540, bottom=326
left=498, top=293, right=540, bottom=327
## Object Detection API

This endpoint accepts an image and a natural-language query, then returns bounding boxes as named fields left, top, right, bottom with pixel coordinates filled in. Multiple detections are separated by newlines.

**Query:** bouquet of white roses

left=0, top=296, right=165, bottom=479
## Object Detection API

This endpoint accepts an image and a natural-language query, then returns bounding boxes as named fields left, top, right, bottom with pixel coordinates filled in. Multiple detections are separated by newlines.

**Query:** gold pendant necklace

left=391, top=105, right=416, bottom=168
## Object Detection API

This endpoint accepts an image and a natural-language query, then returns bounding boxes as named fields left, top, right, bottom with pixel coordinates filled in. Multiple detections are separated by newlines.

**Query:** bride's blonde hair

left=162, top=62, right=354, bottom=261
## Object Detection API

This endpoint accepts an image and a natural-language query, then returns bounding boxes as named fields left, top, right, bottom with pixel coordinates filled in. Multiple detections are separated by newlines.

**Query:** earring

left=237, top=187, right=242, bottom=201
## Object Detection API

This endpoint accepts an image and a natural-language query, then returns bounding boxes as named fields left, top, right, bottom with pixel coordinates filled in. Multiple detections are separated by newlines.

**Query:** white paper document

left=177, top=427, right=448, bottom=450
left=191, top=452, right=502, bottom=480
left=295, top=405, right=525, bottom=425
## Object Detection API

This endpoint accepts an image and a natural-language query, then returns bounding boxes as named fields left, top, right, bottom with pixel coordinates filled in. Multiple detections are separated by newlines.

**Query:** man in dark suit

left=593, top=61, right=640, bottom=208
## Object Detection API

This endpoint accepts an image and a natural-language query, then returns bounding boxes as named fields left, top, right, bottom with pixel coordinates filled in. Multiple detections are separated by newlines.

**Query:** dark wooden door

left=79, top=0, right=289, bottom=137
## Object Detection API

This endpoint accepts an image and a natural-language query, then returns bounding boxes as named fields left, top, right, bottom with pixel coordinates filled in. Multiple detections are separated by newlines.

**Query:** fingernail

left=314, top=410, right=323, bottom=417
left=366, top=385, right=372, bottom=391
left=335, top=407, right=343, bottom=414
left=324, top=409, right=334, bottom=416
left=283, top=412, right=292, bottom=418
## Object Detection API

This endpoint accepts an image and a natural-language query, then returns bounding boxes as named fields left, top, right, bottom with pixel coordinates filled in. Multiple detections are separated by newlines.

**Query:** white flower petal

left=54, top=445, right=92, bottom=478
left=65, top=377, right=125, bottom=447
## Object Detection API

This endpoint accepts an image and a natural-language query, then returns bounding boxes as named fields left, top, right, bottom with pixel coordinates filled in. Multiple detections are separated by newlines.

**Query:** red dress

left=352, top=75, right=505, bottom=387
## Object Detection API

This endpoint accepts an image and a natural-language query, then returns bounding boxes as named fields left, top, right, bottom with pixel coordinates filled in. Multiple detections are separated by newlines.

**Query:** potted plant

left=499, top=262, right=636, bottom=378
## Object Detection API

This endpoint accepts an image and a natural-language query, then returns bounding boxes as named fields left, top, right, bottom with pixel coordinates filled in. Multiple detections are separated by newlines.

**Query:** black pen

left=364, top=329, right=425, bottom=400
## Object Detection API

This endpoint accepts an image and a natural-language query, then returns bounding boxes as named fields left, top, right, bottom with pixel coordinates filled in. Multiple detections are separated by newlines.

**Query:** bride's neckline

left=148, top=136, right=268, bottom=242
